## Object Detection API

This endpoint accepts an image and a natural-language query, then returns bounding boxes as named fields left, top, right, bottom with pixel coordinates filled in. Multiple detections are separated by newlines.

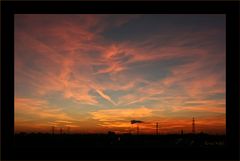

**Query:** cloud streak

left=15, top=14, right=225, bottom=134
left=95, top=89, right=117, bottom=105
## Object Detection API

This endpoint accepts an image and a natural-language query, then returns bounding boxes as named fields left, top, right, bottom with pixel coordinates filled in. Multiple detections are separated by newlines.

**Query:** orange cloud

left=90, top=107, right=154, bottom=122
left=14, top=97, right=77, bottom=133
left=15, top=97, right=73, bottom=121
left=172, top=106, right=225, bottom=113
left=15, top=15, right=225, bottom=134
left=161, top=53, right=225, bottom=97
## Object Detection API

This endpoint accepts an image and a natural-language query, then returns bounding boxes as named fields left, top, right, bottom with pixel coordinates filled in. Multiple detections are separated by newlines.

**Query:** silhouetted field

left=14, top=132, right=225, bottom=148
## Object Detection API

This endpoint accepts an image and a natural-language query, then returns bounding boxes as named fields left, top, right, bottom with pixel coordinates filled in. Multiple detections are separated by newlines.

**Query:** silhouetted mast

left=51, top=126, right=55, bottom=135
left=192, top=117, right=196, bottom=134
left=137, top=124, right=139, bottom=135
left=156, top=122, right=159, bottom=135
left=67, top=126, right=70, bottom=134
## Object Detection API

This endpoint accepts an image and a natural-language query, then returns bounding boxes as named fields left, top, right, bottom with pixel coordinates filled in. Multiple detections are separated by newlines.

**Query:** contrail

left=95, top=89, right=117, bottom=106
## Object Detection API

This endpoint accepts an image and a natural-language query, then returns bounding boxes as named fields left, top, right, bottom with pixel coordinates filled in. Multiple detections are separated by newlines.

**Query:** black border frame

left=1, top=1, right=240, bottom=160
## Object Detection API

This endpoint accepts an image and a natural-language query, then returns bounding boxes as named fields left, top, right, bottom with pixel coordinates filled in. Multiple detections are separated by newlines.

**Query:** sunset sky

left=14, top=14, right=226, bottom=134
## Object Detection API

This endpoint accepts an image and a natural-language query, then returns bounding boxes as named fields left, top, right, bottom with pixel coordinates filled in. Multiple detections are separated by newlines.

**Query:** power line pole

left=192, top=117, right=195, bottom=134
left=51, top=126, right=55, bottom=135
left=137, top=124, right=139, bottom=135
left=60, top=127, right=63, bottom=135
left=67, top=126, right=70, bottom=134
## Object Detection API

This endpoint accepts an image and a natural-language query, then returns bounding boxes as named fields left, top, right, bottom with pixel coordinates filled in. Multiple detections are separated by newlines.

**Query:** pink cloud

left=15, top=97, right=73, bottom=120
left=15, top=15, right=225, bottom=134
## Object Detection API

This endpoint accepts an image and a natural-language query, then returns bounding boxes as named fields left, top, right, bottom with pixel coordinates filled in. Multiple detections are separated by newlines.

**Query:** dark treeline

left=14, top=132, right=225, bottom=148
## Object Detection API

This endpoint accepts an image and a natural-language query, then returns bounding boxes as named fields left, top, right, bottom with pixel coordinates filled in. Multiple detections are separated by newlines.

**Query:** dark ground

left=14, top=132, right=225, bottom=148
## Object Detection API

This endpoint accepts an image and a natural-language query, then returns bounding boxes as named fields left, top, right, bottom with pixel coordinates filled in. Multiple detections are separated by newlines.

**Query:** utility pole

left=51, top=126, right=55, bottom=135
left=137, top=124, right=139, bottom=135
left=192, top=117, right=195, bottom=134
left=67, top=126, right=70, bottom=134
left=131, top=124, right=133, bottom=134
left=60, top=127, right=63, bottom=134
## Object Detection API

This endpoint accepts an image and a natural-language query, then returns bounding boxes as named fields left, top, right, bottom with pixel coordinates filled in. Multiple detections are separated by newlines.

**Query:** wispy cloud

left=15, top=14, right=225, bottom=133
left=95, top=89, right=117, bottom=105
left=90, top=107, right=154, bottom=122
left=15, top=97, right=72, bottom=120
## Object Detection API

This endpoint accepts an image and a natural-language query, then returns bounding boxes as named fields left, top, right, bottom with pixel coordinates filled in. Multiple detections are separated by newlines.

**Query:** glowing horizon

left=14, top=14, right=226, bottom=134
